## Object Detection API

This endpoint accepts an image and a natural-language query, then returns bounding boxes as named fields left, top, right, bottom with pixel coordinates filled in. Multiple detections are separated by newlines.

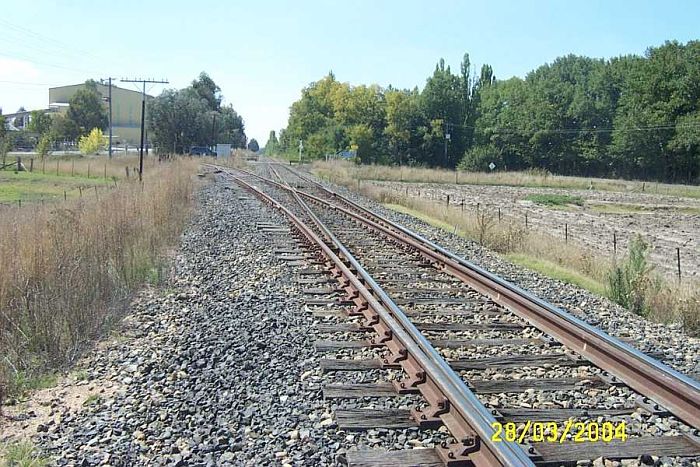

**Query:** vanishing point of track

left=207, top=162, right=700, bottom=466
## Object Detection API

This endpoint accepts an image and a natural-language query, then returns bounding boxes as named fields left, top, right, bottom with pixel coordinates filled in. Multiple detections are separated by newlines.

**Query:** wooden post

left=461, top=199, right=465, bottom=211
left=64, top=190, right=67, bottom=201
left=71, top=160, right=75, bottom=176
left=16, top=157, right=21, bottom=172
left=56, top=160, right=59, bottom=175
left=94, top=186, right=98, bottom=198
left=104, top=163, right=107, bottom=179
left=498, top=207, right=501, bottom=222
left=79, top=186, right=82, bottom=198
left=676, top=248, right=681, bottom=282
left=476, top=202, right=480, bottom=213
left=565, top=223, right=568, bottom=243
left=446, top=194, right=450, bottom=208
left=126, top=167, right=130, bottom=179
left=613, top=231, right=617, bottom=254
left=29, top=158, right=34, bottom=172
left=87, top=163, right=91, bottom=178
left=525, top=212, right=528, bottom=228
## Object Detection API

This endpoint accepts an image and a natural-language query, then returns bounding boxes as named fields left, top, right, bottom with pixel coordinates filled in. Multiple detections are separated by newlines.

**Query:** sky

left=1, top=0, right=699, bottom=145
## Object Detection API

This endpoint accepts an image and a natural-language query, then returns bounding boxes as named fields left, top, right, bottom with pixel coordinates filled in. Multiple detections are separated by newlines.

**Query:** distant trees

left=247, top=138, right=259, bottom=152
left=148, top=72, right=246, bottom=153
left=264, top=130, right=279, bottom=154
left=28, top=110, right=52, bottom=136
left=278, top=40, right=700, bottom=182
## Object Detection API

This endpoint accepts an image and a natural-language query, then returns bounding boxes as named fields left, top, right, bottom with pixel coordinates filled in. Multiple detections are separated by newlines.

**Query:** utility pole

left=120, top=78, right=168, bottom=180
left=103, top=77, right=116, bottom=158
left=443, top=121, right=452, bottom=167
left=211, top=113, right=217, bottom=153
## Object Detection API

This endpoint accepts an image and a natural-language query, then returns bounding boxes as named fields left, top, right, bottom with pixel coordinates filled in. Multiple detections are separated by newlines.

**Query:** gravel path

left=33, top=178, right=350, bottom=465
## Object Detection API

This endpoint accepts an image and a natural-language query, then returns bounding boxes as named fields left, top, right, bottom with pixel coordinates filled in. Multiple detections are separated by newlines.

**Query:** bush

left=78, top=128, right=106, bottom=155
left=36, top=133, right=53, bottom=159
left=607, top=235, right=653, bottom=315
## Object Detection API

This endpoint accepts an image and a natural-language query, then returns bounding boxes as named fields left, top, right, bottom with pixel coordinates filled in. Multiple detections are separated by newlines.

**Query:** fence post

left=525, top=212, right=528, bottom=228
left=64, top=190, right=67, bottom=201
left=498, top=207, right=501, bottom=222
left=676, top=247, right=681, bottom=282
left=126, top=167, right=130, bottom=179
left=56, top=160, right=59, bottom=175
left=72, top=160, right=75, bottom=176
left=17, top=156, right=21, bottom=172
left=613, top=231, right=617, bottom=254
left=565, top=223, right=568, bottom=243
left=446, top=194, right=450, bottom=208
left=30, top=158, right=34, bottom=172
left=88, top=163, right=91, bottom=178
left=104, top=163, right=107, bottom=179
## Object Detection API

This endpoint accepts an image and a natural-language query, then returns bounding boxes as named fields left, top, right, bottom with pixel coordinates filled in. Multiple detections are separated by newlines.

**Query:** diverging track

left=209, top=162, right=700, bottom=467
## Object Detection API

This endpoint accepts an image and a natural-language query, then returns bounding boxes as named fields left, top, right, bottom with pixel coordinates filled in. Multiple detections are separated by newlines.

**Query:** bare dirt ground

left=371, top=181, right=700, bottom=281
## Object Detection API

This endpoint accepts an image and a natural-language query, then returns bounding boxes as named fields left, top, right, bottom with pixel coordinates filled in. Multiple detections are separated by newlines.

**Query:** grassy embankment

left=313, top=159, right=700, bottom=198
left=313, top=160, right=699, bottom=335
left=0, top=155, right=154, bottom=204
left=0, top=156, right=200, bottom=405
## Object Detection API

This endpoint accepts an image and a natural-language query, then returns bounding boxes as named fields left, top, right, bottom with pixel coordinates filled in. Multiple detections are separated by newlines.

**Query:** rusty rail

left=276, top=164, right=700, bottom=431
left=220, top=167, right=535, bottom=466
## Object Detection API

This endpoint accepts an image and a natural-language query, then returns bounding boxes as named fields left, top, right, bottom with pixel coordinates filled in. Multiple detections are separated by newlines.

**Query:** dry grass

left=313, top=160, right=700, bottom=199
left=0, top=158, right=199, bottom=401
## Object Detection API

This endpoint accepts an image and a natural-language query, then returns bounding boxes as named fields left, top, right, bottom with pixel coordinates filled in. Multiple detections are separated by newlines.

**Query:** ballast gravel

left=35, top=178, right=354, bottom=465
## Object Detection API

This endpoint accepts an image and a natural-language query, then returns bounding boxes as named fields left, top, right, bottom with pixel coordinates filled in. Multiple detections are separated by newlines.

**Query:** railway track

left=208, top=162, right=700, bottom=466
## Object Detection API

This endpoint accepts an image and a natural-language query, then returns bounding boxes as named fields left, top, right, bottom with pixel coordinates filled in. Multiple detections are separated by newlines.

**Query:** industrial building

left=48, top=82, right=153, bottom=145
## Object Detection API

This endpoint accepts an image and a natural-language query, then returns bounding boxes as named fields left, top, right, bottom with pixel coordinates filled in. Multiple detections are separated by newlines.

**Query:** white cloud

left=0, top=57, right=41, bottom=81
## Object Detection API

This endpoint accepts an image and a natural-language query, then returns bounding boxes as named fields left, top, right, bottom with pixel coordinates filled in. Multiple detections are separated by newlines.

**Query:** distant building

left=49, top=82, right=153, bottom=145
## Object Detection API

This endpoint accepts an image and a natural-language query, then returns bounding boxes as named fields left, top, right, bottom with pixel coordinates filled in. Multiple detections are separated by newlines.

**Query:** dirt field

left=370, top=181, right=700, bottom=281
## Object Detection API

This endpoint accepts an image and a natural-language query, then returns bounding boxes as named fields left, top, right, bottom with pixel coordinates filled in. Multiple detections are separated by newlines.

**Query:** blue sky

left=1, top=0, right=698, bottom=144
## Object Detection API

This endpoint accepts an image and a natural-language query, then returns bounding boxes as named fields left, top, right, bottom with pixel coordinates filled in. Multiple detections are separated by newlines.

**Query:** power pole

left=444, top=121, right=451, bottom=167
left=120, top=78, right=168, bottom=180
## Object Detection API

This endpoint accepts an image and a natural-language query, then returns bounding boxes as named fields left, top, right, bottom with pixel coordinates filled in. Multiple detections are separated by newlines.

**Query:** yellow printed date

left=491, top=420, right=627, bottom=443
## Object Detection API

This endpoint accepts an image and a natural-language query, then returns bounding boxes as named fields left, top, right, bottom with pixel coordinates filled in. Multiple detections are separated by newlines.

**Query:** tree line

left=0, top=72, right=247, bottom=157
left=148, top=72, right=247, bottom=153
left=272, top=40, right=700, bottom=182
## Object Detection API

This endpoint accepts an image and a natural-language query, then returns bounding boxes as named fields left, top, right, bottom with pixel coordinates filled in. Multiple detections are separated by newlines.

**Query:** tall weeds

left=0, top=159, right=198, bottom=399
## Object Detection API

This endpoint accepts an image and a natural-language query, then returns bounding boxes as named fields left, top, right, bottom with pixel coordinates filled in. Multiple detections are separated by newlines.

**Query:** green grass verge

left=525, top=193, right=584, bottom=206
left=0, top=171, right=113, bottom=203
left=383, top=203, right=607, bottom=298
left=505, top=253, right=607, bottom=296
left=1, top=441, right=50, bottom=467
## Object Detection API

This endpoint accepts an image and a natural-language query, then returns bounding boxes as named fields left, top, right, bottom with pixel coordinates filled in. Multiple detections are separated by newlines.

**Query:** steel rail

left=275, top=164, right=700, bottom=431
left=219, top=167, right=535, bottom=466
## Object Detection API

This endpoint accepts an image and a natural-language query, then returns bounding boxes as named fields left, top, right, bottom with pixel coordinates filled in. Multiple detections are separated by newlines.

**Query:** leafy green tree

left=264, top=130, right=279, bottom=154
left=247, top=138, right=259, bottom=152
left=67, top=81, right=108, bottom=136
left=28, top=110, right=53, bottom=136
left=36, top=133, right=53, bottom=159
left=50, top=114, right=80, bottom=141
left=148, top=74, right=246, bottom=153
left=192, top=72, right=222, bottom=111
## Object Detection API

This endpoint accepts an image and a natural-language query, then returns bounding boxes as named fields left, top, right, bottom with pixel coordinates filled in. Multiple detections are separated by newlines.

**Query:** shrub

left=607, top=235, right=653, bottom=315
left=78, top=128, right=106, bottom=155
